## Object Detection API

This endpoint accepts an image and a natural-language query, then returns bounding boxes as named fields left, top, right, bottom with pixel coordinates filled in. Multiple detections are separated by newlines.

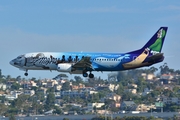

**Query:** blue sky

left=1, top=0, right=180, bottom=79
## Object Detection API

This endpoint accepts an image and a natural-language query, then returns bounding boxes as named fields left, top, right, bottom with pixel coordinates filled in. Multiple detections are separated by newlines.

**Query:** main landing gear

left=24, top=70, right=28, bottom=76
left=83, top=71, right=94, bottom=78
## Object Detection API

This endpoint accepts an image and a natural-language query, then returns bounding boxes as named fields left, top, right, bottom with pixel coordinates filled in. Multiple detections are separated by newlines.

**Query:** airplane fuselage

left=9, top=27, right=167, bottom=78
left=10, top=51, right=163, bottom=73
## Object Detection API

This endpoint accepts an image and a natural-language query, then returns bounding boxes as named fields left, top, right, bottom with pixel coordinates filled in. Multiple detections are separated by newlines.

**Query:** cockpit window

left=17, top=55, right=24, bottom=59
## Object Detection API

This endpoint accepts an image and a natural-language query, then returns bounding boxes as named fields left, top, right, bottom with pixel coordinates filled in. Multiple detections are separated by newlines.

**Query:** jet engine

left=57, top=63, right=72, bottom=72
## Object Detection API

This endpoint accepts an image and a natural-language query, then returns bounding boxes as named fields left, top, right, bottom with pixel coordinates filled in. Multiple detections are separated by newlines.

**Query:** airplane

left=10, top=27, right=168, bottom=78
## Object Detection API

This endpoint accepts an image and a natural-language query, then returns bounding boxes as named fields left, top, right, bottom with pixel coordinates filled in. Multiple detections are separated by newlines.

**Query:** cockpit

left=9, top=54, right=25, bottom=68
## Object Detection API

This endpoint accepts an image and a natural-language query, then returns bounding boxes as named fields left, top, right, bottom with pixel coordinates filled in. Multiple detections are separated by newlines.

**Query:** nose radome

left=9, top=60, right=14, bottom=65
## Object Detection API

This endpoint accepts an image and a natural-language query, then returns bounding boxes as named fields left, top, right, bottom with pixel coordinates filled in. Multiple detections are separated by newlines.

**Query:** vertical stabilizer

left=128, top=27, right=168, bottom=55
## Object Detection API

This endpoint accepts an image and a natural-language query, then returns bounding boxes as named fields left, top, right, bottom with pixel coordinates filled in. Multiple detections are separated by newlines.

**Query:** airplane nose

left=9, top=60, right=14, bottom=65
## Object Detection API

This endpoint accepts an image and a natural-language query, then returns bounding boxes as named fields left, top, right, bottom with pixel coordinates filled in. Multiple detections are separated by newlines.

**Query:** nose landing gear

left=24, top=70, right=28, bottom=76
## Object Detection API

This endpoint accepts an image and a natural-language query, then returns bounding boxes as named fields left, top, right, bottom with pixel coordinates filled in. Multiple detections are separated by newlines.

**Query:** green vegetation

left=0, top=63, right=180, bottom=118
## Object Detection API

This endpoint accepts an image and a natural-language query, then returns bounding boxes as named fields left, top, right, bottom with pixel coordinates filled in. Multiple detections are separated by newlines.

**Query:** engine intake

left=57, top=63, right=72, bottom=72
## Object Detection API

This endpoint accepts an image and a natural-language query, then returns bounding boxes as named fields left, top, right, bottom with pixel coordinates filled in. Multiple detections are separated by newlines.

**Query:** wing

left=72, top=56, right=93, bottom=70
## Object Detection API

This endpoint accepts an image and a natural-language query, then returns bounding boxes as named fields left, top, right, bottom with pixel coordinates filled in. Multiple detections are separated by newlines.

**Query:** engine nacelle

left=57, top=63, right=72, bottom=72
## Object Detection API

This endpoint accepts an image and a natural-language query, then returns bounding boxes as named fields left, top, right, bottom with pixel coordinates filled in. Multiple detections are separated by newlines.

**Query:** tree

left=45, top=93, right=55, bottom=108
left=0, top=103, right=7, bottom=116
left=9, top=114, right=16, bottom=120
left=63, top=118, right=69, bottom=120
left=53, top=106, right=62, bottom=115
left=74, top=76, right=84, bottom=84
left=159, top=63, right=169, bottom=74
left=117, top=71, right=127, bottom=82
left=115, top=83, right=124, bottom=95
left=11, top=82, right=20, bottom=90
left=149, top=66, right=158, bottom=74
left=61, top=82, right=70, bottom=91
left=6, top=75, right=11, bottom=80
left=16, top=75, right=21, bottom=81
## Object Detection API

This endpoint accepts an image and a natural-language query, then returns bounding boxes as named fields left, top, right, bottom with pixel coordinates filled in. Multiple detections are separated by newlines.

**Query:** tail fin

left=128, top=27, right=168, bottom=55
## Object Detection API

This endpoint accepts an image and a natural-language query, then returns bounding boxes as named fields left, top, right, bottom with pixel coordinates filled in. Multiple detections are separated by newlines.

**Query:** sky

left=0, top=0, right=180, bottom=80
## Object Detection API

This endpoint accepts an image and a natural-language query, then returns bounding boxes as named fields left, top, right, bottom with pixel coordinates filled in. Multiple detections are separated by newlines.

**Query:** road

left=0, top=112, right=179, bottom=120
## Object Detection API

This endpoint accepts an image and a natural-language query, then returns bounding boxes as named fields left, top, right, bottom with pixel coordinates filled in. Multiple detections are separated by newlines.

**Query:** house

left=47, top=80, right=58, bottom=88
left=37, top=87, right=47, bottom=95
left=29, top=81, right=37, bottom=87
left=163, top=97, right=180, bottom=104
left=54, top=85, right=62, bottom=91
left=71, top=83, right=85, bottom=90
left=24, top=90, right=35, bottom=96
left=61, top=90, right=98, bottom=98
left=142, top=88, right=153, bottom=96
left=0, top=84, right=7, bottom=90
left=136, top=104, right=156, bottom=112
left=108, top=84, right=119, bottom=92
left=87, top=103, right=105, bottom=112
left=147, top=74, right=155, bottom=80
left=113, top=102, right=120, bottom=108
left=105, top=93, right=121, bottom=102
left=5, top=91, right=21, bottom=100
left=141, top=73, right=155, bottom=80
left=161, top=74, right=174, bottom=80
left=125, top=89, right=137, bottom=94
left=130, top=84, right=138, bottom=89
left=120, top=101, right=136, bottom=111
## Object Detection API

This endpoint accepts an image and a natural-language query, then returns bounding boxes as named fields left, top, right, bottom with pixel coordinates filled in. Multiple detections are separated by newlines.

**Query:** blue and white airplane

left=10, top=27, right=168, bottom=78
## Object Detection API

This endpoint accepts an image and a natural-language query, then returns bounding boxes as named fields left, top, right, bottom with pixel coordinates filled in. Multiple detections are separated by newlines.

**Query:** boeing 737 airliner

left=10, top=27, right=168, bottom=78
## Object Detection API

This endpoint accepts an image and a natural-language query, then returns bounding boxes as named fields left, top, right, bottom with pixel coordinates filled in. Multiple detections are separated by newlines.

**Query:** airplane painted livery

left=10, top=27, right=168, bottom=78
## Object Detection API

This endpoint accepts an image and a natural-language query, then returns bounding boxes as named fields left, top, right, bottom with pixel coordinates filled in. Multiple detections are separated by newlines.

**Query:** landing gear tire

left=89, top=73, right=94, bottom=78
left=83, top=72, right=88, bottom=77
left=24, top=72, right=28, bottom=76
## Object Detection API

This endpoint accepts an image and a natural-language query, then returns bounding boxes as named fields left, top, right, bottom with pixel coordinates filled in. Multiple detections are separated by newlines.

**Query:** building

left=61, top=90, right=98, bottom=98
left=125, top=89, right=137, bottom=94
left=47, top=80, right=58, bottom=88
left=0, top=84, right=7, bottom=90
left=163, top=97, right=180, bottom=104
left=142, top=88, right=153, bottom=96
left=136, top=104, right=156, bottom=112
left=120, top=101, right=136, bottom=111
left=87, top=103, right=105, bottom=112
left=108, top=84, right=119, bottom=92
left=141, top=73, right=155, bottom=80
left=24, top=90, right=35, bottom=96
left=55, top=85, right=62, bottom=91
left=5, top=91, right=21, bottom=100
left=105, top=93, right=121, bottom=102
left=161, top=74, right=174, bottom=80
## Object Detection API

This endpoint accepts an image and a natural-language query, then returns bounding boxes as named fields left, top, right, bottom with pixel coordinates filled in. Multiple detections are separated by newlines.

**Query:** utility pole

left=150, top=103, right=152, bottom=117
left=105, top=105, right=107, bottom=120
